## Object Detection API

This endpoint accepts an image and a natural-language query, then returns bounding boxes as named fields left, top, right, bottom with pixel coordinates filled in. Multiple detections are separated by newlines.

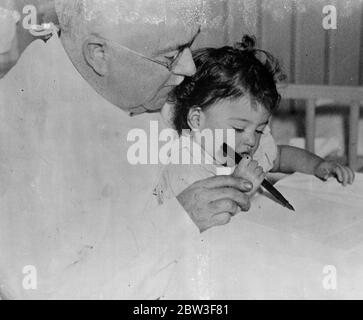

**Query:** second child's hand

left=314, top=160, right=355, bottom=186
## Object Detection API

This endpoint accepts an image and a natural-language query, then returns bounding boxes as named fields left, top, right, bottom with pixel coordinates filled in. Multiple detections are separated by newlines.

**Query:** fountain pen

left=222, top=143, right=295, bottom=211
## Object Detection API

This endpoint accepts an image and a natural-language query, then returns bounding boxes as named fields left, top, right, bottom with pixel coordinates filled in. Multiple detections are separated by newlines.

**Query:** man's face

left=103, top=6, right=200, bottom=112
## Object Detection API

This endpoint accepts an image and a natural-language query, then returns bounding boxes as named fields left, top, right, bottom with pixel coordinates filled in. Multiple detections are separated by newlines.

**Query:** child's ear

left=187, top=107, right=204, bottom=131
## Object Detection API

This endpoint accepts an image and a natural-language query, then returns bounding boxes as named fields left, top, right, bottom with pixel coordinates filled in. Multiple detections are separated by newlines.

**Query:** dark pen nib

left=285, top=202, right=295, bottom=211
left=222, top=142, right=295, bottom=212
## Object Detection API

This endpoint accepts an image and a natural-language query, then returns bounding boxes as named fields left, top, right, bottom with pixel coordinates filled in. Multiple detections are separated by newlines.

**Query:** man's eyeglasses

left=102, top=26, right=201, bottom=72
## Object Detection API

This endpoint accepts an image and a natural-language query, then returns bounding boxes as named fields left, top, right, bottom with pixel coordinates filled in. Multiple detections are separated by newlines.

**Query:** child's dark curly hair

left=170, top=35, right=285, bottom=135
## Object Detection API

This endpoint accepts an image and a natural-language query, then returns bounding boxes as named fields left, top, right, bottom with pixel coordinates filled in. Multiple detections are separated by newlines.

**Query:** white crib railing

left=278, top=84, right=363, bottom=171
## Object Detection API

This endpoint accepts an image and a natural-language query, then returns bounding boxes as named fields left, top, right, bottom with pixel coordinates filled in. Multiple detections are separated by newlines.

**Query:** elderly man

left=0, top=0, right=252, bottom=299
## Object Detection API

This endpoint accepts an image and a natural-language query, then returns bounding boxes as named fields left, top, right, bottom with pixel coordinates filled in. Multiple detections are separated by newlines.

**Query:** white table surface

left=166, top=172, right=363, bottom=299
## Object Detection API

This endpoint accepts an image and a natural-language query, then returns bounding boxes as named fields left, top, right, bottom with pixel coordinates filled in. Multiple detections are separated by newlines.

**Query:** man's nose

left=172, top=48, right=196, bottom=77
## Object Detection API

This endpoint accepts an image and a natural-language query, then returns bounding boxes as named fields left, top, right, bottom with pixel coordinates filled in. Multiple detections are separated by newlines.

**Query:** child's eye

left=233, top=127, right=245, bottom=133
left=255, top=130, right=264, bottom=135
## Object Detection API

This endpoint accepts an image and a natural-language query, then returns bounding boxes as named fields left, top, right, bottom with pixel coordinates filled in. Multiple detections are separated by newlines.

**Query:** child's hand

left=314, top=160, right=355, bottom=186
left=232, top=154, right=265, bottom=196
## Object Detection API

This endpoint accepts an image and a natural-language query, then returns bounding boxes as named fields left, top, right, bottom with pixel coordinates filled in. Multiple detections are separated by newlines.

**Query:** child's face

left=190, top=95, right=271, bottom=161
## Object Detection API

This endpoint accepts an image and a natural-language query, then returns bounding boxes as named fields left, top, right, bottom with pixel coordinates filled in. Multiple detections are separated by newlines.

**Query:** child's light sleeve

left=155, top=164, right=216, bottom=204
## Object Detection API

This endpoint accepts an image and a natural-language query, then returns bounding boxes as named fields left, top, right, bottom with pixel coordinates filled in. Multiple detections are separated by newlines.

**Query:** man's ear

left=187, top=107, right=204, bottom=131
left=82, top=35, right=108, bottom=76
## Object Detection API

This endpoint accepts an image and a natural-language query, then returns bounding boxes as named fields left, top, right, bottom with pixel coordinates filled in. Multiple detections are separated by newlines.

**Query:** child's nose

left=244, top=132, right=256, bottom=148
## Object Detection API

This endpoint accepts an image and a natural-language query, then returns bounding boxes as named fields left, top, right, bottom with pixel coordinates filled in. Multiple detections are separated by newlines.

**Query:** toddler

left=155, top=35, right=355, bottom=204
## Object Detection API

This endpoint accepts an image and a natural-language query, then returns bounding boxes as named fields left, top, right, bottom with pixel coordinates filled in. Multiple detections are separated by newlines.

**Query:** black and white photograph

left=0, top=0, right=363, bottom=303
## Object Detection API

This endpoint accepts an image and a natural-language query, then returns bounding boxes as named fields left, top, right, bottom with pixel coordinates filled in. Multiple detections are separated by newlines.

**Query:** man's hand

left=232, top=154, right=265, bottom=196
left=177, top=175, right=252, bottom=232
left=314, top=160, right=355, bottom=186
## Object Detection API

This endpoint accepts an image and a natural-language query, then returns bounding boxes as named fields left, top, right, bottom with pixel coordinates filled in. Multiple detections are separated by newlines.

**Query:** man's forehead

left=107, top=22, right=199, bottom=54
left=80, top=0, right=204, bottom=52
left=80, top=0, right=204, bottom=26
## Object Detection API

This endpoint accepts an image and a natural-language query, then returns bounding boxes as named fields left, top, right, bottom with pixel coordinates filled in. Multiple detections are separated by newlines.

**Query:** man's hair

left=55, top=0, right=135, bottom=40
left=55, top=0, right=85, bottom=38
left=55, top=0, right=123, bottom=40
left=55, top=0, right=204, bottom=41
left=171, top=35, right=285, bottom=135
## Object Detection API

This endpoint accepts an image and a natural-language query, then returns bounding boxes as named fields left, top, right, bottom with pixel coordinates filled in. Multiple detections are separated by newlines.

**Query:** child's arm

left=271, top=145, right=355, bottom=186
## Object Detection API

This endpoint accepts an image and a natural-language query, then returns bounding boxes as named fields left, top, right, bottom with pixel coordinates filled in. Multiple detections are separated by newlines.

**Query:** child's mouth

left=238, top=151, right=251, bottom=158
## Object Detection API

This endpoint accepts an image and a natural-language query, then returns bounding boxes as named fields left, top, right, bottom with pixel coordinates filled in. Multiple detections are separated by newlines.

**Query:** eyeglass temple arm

left=101, top=25, right=201, bottom=68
